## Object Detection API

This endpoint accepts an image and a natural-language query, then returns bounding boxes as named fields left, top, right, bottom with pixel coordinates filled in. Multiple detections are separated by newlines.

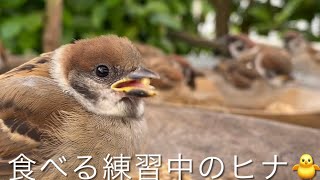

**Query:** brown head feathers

left=58, top=35, right=142, bottom=78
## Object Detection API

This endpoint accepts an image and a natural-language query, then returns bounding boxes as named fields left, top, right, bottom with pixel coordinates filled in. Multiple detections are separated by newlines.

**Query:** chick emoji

left=292, top=154, right=320, bottom=180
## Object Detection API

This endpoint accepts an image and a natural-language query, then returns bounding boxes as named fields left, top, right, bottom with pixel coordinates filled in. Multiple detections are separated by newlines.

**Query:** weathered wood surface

left=144, top=103, right=320, bottom=179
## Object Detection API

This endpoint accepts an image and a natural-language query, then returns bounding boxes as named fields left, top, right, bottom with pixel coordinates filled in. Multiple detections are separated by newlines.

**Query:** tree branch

left=42, top=0, right=63, bottom=52
left=209, top=0, right=232, bottom=38
left=167, top=31, right=228, bottom=54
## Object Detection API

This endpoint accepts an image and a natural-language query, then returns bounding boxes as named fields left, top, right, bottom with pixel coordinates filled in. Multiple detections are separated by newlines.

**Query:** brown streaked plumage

left=168, top=55, right=204, bottom=90
left=217, top=34, right=293, bottom=86
left=253, top=45, right=292, bottom=77
left=284, top=31, right=320, bottom=63
left=142, top=55, right=184, bottom=90
left=282, top=31, right=320, bottom=86
left=0, top=35, right=159, bottom=179
left=144, top=55, right=202, bottom=90
left=0, top=42, right=33, bottom=74
left=135, top=43, right=202, bottom=90
left=214, top=60, right=261, bottom=89
left=141, top=54, right=209, bottom=106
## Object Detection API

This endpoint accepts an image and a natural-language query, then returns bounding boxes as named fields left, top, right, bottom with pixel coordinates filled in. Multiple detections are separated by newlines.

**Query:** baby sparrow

left=284, top=31, right=320, bottom=63
left=217, top=34, right=292, bottom=86
left=0, top=35, right=159, bottom=178
left=135, top=43, right=202, bottom=90
left=283, top=31, right=320, bottom=87
left=214, top=60, right=261, bottom=89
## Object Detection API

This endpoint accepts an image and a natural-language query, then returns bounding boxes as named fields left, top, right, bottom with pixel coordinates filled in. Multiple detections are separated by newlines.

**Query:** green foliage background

left=0, top=0, right=319, bottom=54
left=232, top=0, right=320, bottom=40
left=0, top=0, right=211, bottom=54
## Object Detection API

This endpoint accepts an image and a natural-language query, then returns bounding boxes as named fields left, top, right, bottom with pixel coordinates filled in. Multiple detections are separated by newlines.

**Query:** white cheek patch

left=95, top=92, right=145, bottom=118
left=92, top=89, right=123, bottom=115
left=229, top=44, right=240, bottom=59
left=254, top=53, right=266, bottom=77
left=50, top=47, right=70, bottom=92
left=85, top=90, right=144, bottom=118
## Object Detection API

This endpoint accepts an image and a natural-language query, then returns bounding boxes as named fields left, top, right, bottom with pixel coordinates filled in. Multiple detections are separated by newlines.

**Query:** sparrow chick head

left=217, top=34, right=256, bottom=59
left=283, top=31, right=307, bottom=54
left=50, top=35, right=159, bottom=118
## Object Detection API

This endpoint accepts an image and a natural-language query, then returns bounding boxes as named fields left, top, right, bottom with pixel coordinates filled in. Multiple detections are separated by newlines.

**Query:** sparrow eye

left=237, top=45, right=244, bottom=51
left=96, top=65, right=109, bottom=77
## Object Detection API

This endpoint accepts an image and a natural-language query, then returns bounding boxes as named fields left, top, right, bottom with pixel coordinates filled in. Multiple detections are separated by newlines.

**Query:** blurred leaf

left=66, top=0, right=96, bottom=13
left=63, top=9, right=73, bottom=27
left=248, top=6, right=272, bottom=22
left=275, top=0, right=303, bottom=26
left=252, top=22, right=275, bottom=34
left=18, top=30, right=38, bottom=53
left=105, top=0, right=122, bottom=9
left=123, top=26, right=138, bottom=39
left=73, top=15, right=92, bottom=29
left=0, top=0, right=26, bottom=8
left=169, top=1, right=187, bottom=14
left=144, top=1, right=170, bottom=14
left=175, top=41, right=190, bottom=54
left=23, top=12, right=43, bottom=31
left=126, top=2, right=145, bottom=17
left=200, top=0, right=213, bottom=16
left=150, top=14, right=182, bottom=30
left=0, top=0, right=213, bottom=54
left=62, top=29, right=75, bottom=44
left=0, top=16, right=24, bottom=39
left=91, top=2, right=108, bottom=28
left=159, top=37, right=174, bottom=53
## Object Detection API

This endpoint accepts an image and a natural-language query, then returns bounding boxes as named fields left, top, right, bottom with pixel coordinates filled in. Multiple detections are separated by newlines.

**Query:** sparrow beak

left=111, top=67, right=160, bottom=97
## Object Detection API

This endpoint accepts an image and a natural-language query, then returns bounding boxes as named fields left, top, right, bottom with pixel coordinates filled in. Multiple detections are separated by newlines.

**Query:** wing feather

left=0, top=53, right=77, bottom=171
